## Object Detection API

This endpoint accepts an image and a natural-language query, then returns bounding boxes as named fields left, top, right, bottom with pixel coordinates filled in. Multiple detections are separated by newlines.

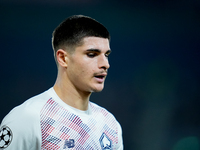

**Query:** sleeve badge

left=0, top=126, right=13, bottom=149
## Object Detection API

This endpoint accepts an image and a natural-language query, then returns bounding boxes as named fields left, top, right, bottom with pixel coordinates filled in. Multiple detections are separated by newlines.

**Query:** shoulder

left=1, top=88, right=53, bottom=125
left=4, top=88, right=51, bottom=121
left=90, top=102, right=114, bottom=116
left=0, top=88, right=53, bottom=149
left=89, top=102, right=119, bottom=123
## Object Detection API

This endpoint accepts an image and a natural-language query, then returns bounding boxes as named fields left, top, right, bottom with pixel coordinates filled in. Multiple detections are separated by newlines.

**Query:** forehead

left=78, top=37, right=110, bottom=51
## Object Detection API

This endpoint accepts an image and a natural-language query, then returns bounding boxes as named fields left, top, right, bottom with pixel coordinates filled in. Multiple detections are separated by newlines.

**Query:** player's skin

left=53, top=37, right=111, bottom=111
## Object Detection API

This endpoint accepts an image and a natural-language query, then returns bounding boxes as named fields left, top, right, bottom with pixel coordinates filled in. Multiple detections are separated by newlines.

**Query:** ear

left=56, top=49, right=68, bottom=67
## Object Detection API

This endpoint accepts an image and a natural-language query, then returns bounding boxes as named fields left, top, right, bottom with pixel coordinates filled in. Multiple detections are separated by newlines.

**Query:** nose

left=98, top=55, right=110, bottom=70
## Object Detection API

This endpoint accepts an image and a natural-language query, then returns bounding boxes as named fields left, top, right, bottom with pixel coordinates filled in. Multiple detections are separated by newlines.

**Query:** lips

left=94, top=73, right=107, bottom=83
left=94, top=73, right=107, bottom=78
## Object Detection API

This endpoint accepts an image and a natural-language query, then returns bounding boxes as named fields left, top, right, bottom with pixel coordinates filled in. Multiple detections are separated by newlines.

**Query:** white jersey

left=0, top=88, right=123, bottom=150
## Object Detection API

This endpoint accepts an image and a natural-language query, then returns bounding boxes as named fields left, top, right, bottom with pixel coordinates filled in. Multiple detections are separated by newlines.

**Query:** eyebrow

left=86, top=48, right=112, bottom=54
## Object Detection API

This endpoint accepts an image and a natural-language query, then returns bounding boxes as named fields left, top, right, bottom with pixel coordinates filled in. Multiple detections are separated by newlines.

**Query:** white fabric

left=0, top=88, right=123, bottom=150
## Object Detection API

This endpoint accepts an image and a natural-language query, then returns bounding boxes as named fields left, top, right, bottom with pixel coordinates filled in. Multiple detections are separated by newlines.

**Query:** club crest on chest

left=99, top=133, right=112, bottom=150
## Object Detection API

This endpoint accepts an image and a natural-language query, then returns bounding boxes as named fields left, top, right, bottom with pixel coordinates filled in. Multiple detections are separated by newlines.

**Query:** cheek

left=76, top=63, right=91, bottom=78
left=73, top=57, right=97, bottom=78
left=81, top=59, right=96, bottom=71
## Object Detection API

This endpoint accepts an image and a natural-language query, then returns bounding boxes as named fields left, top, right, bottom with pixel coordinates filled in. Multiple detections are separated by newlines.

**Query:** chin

left=91, top=86, right=104, bottom=93
left=92, top=89, right=103, bottom=93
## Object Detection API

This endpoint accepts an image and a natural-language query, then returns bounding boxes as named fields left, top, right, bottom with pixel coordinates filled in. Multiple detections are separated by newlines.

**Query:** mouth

left=94, top=73, right=107, bottom=82
left=95, top=75, right=105, bottom=79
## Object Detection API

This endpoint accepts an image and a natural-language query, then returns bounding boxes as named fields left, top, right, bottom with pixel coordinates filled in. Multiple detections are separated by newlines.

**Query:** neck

left=53, top=72, right=91, bottom=111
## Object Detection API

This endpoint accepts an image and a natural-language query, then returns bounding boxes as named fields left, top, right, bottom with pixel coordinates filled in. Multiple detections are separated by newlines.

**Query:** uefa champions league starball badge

left=0, top=126, right=13, bottom=149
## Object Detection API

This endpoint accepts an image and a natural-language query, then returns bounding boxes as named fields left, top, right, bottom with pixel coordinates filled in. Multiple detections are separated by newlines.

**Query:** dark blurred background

left=0, top=0, right=200, bottom=149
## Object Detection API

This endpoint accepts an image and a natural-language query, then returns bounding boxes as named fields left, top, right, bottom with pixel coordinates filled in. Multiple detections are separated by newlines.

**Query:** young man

left=0, top=15, right=123, bottom=150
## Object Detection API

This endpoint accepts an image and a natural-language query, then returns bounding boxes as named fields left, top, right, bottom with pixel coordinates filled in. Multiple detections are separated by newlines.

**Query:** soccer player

left=0, top=15, right=123, bottom=149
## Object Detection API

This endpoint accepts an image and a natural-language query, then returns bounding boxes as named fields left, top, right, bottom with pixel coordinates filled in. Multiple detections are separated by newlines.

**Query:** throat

left=53, top=84, right=91, bottom=111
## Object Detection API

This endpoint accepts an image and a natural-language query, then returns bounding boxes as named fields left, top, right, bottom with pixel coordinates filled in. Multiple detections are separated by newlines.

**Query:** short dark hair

left=52, top=15, right=110, bottom=57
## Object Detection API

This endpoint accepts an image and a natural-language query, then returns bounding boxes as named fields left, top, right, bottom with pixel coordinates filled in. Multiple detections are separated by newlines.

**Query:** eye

left=87, top=53, right=97, bottom=58
left=105, top=53, right=110, bottom=58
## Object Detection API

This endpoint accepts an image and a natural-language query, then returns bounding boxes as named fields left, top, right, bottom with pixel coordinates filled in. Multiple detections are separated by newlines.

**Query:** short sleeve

left=0, top=105, right=41, bottom=150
